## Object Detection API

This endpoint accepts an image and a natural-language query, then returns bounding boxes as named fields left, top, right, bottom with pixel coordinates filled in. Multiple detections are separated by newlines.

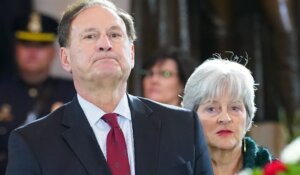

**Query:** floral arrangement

left=239, top=137, right=300, bottom=175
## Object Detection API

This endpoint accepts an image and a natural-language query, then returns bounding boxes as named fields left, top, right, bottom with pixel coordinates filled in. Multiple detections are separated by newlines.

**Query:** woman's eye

left=232, top=106, right=241, bottom=111
left=206, top=107, right=215, bottom=112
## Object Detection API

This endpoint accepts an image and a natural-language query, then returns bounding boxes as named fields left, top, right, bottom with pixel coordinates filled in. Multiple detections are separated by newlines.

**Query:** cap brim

left=15, top=30, right=56, bottom=42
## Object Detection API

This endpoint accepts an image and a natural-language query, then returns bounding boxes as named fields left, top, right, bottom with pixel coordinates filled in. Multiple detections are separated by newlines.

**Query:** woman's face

left=196, top=94, right=247, bottom=151
left=142, top=58, right=183, bottom=106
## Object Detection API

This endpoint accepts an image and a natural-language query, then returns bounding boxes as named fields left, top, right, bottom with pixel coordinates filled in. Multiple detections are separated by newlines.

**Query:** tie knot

left=102, top=113, right=120, bottom=128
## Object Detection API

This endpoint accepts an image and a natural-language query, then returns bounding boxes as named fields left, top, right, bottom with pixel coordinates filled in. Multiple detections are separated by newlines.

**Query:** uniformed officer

left=0, top=11, right=76, bottom=173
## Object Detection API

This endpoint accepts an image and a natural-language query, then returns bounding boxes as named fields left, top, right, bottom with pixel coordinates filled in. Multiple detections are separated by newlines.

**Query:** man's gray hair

left=58, top=0, right=137, bottom=47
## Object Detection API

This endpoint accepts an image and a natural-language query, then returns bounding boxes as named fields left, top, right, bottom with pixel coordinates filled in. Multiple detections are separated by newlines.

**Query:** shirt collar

left=114, top=93, right=131, bottom=121
left=77, top=93, right=131, bottom=125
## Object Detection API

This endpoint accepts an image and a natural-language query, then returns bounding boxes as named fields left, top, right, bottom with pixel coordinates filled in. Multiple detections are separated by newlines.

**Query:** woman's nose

left=217, top=110, right=232, bottom=124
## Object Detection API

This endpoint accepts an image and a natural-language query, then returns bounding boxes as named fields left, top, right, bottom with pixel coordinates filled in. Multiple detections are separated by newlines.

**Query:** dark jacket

left=5, top=95, right=213, bottom=175
left=0, top=76, right=75, bottom=174
left=243, top=136, right=273, bottom=168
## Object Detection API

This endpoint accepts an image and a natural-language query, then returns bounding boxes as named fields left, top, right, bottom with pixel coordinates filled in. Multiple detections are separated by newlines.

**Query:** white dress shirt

left=77, top=94, right=135, bottom=175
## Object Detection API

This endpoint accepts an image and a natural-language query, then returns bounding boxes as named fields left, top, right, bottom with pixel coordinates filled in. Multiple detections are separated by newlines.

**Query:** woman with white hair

left=183, top=57, right=273, bottom=175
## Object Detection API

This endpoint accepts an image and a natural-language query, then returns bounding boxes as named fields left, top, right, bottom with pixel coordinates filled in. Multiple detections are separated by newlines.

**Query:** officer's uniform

left=0, top=12, right=76, bottom=173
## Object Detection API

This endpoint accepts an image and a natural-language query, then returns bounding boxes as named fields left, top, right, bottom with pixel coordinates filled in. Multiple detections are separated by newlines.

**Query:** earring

left=243, top=137, right=246, bottom=152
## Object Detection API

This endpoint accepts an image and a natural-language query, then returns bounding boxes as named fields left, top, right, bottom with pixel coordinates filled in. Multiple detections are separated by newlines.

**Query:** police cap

left=14, top=11, right=58, bottom=43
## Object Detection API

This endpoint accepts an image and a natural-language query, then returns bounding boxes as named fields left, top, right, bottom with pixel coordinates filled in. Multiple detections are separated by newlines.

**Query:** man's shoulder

left=137, top=96, right=189, bottom=110
left=14, top=102, right=68, bottom=135
left=129, top=95, right=194, bottom=119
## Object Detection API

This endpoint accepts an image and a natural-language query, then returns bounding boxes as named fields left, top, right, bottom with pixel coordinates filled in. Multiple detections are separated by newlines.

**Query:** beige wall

left=33, top=0, right=130, bottom=78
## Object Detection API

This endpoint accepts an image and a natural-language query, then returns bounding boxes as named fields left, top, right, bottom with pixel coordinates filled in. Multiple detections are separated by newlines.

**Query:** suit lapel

left=128, top=95, right=161, bottom=175
left=61, top=97, right=111, bottom=175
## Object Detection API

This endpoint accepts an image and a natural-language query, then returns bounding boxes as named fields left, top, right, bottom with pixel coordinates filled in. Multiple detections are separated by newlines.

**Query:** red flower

left=263, top=160, right=287, bottom=175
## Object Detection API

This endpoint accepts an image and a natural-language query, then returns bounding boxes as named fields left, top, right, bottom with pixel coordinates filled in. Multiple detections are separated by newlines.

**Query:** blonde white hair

left=182, top=57, right=257, bottom=130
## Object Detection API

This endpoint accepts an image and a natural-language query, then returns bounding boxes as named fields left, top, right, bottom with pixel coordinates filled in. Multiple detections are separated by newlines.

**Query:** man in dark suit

left=5, top=0, right=213, bottom=175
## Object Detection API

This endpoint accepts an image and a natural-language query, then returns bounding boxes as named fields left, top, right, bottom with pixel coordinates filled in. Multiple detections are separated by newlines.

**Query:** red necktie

left=102, top=113, right=130, bottom=175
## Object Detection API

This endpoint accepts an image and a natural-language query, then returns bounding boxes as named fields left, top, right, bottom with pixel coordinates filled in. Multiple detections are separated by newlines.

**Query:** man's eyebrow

left=82, top=28, right=98, bottom=33
left=109, top=25, right=123, bottom=31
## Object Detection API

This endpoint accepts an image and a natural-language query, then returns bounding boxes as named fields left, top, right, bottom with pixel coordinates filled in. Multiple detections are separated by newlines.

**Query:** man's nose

left=97, top=35, right=112, bottom=51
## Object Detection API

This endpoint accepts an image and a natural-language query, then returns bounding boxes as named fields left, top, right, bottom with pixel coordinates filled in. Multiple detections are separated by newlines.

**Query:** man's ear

left=60, top=47, right=72, bottom=73
left=130, top=43, right=135, bottom=69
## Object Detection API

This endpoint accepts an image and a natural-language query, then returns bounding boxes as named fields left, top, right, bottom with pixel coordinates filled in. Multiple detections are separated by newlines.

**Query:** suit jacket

left=5, top=94, right=213, bottom=175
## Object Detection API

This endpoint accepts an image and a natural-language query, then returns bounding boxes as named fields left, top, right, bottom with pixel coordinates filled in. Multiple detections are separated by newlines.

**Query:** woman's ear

left=60, top=47, right=72, bottom=73
left=246, top=115, right=253, bottom=131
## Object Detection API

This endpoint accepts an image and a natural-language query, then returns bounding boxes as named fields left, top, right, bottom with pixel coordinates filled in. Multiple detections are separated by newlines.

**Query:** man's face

left=15, top=41, right=55, bottom=75
left=60, top=5, right=135, bottom=90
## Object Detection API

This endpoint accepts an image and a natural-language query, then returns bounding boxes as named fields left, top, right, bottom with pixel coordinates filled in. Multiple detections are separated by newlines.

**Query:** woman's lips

left=217, top=130, right=233, bottom=136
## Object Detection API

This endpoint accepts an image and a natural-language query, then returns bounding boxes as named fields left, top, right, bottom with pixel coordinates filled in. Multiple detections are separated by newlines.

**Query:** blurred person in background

left=0, top=0, right=32, bottom=77
left=142, top=47, right=196, bottom=106
left=0, top=11, right=75, bottom=173
left=183, top=57, right=274, bottom=175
